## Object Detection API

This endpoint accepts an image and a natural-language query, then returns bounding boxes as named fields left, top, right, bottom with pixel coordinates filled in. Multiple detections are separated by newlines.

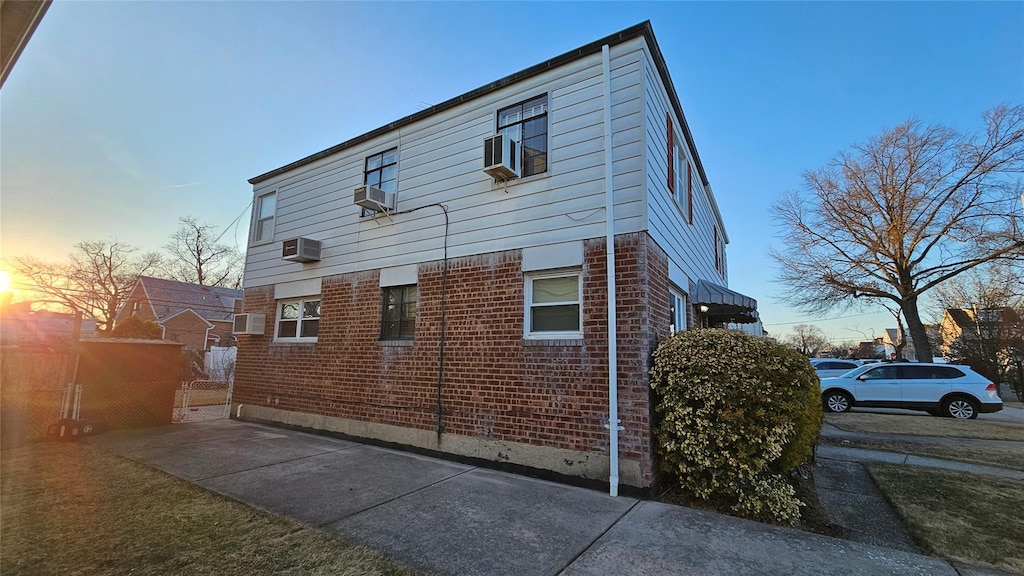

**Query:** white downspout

left=602, top=44, right=621, bottom=497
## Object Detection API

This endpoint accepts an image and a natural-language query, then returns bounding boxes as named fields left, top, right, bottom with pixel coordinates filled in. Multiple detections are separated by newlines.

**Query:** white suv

left=820, top=362, right=1002, bottom=419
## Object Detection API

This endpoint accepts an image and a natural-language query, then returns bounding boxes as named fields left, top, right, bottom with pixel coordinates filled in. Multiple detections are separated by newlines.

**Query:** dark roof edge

left=249, top=20, right=710, bottom=188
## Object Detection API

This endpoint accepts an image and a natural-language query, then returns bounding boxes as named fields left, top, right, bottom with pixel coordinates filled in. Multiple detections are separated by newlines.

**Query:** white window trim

left=670, top=287, right=688, bottom=335
left=274, top=296, right=320, bottom=343
left=251, top=190, right=277, bottom=246
left=524, top=270, right=583, bottom=340
left=491, top=91, right=552, bottom=188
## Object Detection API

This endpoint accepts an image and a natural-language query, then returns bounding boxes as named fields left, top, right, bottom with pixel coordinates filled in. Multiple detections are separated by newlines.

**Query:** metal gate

left=175, top=379, right=232, bottom=422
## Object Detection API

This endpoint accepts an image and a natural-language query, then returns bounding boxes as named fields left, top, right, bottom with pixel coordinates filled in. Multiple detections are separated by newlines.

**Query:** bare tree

left=772, top=105, right=1024, bottom=362
left=929, top=262, right=1024, bottom=314
left=163, top=216, right=243, bottom=288
left=782, top=324, right=831, bottom=356
left=9, top=240, right=163, bottom=332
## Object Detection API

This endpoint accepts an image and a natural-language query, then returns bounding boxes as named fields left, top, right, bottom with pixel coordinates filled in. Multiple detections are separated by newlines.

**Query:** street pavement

left=86, top=419, right=966, bottom=576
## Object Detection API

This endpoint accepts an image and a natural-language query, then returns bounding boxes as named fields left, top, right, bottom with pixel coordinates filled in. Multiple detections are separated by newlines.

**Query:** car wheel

left=943, top=396, right=979, bottom=420
left=823, top=390, right=853, bottom=413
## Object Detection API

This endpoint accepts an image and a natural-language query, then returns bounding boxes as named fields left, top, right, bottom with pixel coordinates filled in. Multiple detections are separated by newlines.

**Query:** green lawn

left=866, top=463, right=1024, bottom=575
left=0, top=441, right=425, bottom=576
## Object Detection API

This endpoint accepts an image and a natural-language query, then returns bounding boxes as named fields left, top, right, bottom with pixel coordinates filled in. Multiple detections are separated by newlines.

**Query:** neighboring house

left=939, top=307, right=1023, bottom=357
left=114, top=276, right=242, bottom=352
left=233, top=21, right=758, bottom=493
left=0, top=301, right=97, bottom=347
left=881, top=328, right=917, bottom=361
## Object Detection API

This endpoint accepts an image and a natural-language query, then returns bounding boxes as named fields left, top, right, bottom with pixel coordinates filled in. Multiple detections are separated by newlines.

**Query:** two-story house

left=232, top=21, right=758, bottom=494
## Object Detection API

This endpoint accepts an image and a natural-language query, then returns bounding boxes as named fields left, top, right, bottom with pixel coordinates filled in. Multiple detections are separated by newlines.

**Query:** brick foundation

left=234, top=232, right=670, bottom=488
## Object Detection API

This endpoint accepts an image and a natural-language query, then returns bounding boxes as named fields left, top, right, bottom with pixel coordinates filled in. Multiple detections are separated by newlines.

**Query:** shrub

left=109, top=316, right=163, bottom=339
left=650, top=329, right=822, bottom=524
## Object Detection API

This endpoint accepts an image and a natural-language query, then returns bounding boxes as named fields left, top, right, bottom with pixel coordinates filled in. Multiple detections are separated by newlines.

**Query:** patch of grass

left=825, top=411, right=1024, bottom=441
left=0, top=442, right=425, bottom=576
left=866, top=463, right=1024, bottom=575
left=820, top=436, right=1024, bottom=470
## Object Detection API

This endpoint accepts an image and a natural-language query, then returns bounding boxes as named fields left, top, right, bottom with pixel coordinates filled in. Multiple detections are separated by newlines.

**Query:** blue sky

left=2, top=1, right=1022, bottom=343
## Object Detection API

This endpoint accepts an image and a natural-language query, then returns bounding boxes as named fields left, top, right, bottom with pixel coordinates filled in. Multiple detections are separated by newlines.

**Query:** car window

left=861, top=366, right=899, bottom=380
left=938, top=367, right=965, bottom=379
left=901, top=366, right=936, bottom=379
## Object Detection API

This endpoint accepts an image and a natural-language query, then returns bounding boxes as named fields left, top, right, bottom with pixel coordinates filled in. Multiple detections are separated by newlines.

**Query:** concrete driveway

left=87, top=419, right=959, bottom=576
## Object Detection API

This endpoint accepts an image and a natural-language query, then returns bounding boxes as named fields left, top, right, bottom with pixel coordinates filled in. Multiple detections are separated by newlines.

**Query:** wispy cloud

left=166, top=182, right=205, bottom=190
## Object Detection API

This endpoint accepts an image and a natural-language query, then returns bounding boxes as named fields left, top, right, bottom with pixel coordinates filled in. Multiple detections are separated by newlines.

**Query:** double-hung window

left=276, top=297, right=320, bottom=341
left=362, top=148, right=398, bottom=217
left=381, top=285, right=416, bottom=340
left=525, top=271, right=581, bottom=338
left=669, top=289, right=688, bottom=335
left=253, top=192, right=276, bottom=243
left=498, top=95, right=548, bottom=177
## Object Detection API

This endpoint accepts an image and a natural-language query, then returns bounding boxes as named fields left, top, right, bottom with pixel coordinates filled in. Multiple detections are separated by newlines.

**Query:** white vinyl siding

left=642, top=49, right=726, bottom=286
left=243, top=38, right=648, bottom=289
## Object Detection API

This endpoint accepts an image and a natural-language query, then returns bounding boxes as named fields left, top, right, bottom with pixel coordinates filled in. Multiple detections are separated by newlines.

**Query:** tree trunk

left=901, top=298, right=933, bottom=362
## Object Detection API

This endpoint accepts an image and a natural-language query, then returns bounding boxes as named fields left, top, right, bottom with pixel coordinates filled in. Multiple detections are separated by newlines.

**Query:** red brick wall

left=235, top=232, right=670, bottom=486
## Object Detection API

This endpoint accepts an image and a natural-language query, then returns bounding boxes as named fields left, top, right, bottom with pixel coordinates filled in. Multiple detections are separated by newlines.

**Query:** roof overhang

left=694, top=280, right=758, bottom=324
left=1, top=0, right=50, bottom=88
left=248, top=21, right=710, bottom=189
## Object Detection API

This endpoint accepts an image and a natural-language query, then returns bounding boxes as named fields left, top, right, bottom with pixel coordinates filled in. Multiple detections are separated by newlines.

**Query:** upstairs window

left=686, top=162, right=693, bottom=224
left=381, top=285, right=417, bottom=340
left=253, top=192, right=276, bottom=244
left=363, top=148, right=398, bottom=217
left=498, top=95, right=548, bottom=177
left=276, top=297, right=320, bottom=341
left=714, top=227, right=722, bottom=273
left=667, top=113, right=675, bottom=194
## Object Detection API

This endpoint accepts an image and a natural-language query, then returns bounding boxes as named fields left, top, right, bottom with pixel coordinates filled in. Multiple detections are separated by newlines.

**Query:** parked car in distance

left=820, top=362, right=1002, bottom=419
left=810, top=358, right=862, bottom=379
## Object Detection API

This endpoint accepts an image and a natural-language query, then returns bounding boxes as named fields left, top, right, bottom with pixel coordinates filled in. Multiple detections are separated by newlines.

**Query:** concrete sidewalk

left=87, top=419, right=959, bottom=576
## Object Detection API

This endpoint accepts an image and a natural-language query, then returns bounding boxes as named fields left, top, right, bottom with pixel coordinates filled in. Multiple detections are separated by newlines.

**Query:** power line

left=763, top=312, right=882, bottom=327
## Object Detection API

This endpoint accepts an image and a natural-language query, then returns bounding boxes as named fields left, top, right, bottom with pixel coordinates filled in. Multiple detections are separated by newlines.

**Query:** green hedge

left=650, top=329, right=822, bottom=524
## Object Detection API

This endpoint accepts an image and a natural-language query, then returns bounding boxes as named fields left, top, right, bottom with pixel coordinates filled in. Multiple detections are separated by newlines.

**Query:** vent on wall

left=483, top=134, right=519, bottom=180
left=282, top=237, right=322, bottom=263
left=232, top=313, right=266, bottom=335
left=354, top=185, right=395, bottom=213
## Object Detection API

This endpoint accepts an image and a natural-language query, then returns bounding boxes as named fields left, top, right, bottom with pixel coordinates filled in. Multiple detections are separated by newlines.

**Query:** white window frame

left=252, top=191, right=277, bottom=245
left=274, top=296, right=320, bottom=342
left=524, top=270, right=582, bottom=339
left=496, top=93, right=550, bottom=181
left=669, top=287, right=688, bottom=335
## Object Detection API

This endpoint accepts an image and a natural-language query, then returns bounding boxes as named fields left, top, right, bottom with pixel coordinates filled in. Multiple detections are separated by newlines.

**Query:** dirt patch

left=656, top=467, right=844, bottom=537
left=820, top=435, right=1024, bottom=470
left=825, top=411, right=1024, bottom=441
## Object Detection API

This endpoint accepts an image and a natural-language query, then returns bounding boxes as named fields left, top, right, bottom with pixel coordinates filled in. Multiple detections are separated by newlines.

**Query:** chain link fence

left=175, top=379, right=232, bottom=422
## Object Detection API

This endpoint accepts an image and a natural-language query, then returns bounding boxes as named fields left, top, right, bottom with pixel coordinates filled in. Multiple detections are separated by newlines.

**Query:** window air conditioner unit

left=354, top=185, right=395, bottom=213
left=281, top=237, right=322, bottom=262
left=232, top=313, right=266, bottom=335
left=483, top=134, right=519, bottom=180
